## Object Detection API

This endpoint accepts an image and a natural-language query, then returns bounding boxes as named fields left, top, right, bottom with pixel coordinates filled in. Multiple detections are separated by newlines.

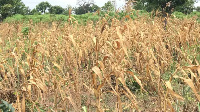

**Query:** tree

left=101, top=1, right=115, bottom=11
left=0, top=0, right=29, bottom=19
left=196, top=6, right=200, bottom=12
left=75, top=3, right=91, bottom=14
left=75, top=0, right=99, bottom=14
left=132, top=0, right=196, bottom=14
left=75, top=2, right=99, bottom=14
left=92, top=4, right=100, bottom=12
left=12, top=0, right=30, bottom=15
left=63, top=5, right=73, bottom=15
left=36, top=1, right=51, bottom=14
left=30, top=8, right=41, bottom=15
left=48, top=5, right=64, bottom=14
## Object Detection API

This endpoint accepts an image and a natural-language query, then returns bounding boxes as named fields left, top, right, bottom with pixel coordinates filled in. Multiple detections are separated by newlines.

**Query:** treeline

left=0, top=0, right=200, bottom=20
left=0, top=0, right=115, bottom=20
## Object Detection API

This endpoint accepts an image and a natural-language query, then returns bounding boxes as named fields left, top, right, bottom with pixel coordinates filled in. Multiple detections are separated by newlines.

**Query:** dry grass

left=0, top=15, right=200, bottom=112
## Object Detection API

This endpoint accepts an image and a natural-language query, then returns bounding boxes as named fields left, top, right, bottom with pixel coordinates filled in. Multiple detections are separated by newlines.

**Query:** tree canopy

left=101, top=1, right=115, bottom=11
left=0, top=0, right=30, bottom=19
left=75, top=3, right=100, bottom=15
left=48, top=5, right=64, bottom=14
left=36, top=1, right=51, bottom=14
left=132, top=0, right=197, bottom=14
left=196, top=6, right=200, bottom=12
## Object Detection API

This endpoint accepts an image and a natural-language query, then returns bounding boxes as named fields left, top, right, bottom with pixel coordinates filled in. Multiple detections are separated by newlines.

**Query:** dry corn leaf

left=0, top=64, right=5, bottom=76
left=167, top=99, right=175, bottom=112
left=69, top=35, right=77, bottom=47
left=92, top=66, right=103, bottom=81
left=115, top=40, right=121, bottom=50
left=93, top=36, right=96, bottom=45
left=184, top=65, right=200, bottom=75
left=127, top=71, right=145, bottom=91
left=22, top=93, right=25, bottom=112
left=53, top=62, right=62, bottom=71
left=116, top=26, right=128, bottom=57
left=0, top=64, right=4, bottom=71
left=103, top=55, right=110, bottom=62
left=67, top=96, right=79, bottom=112
left=28, top=75, right=33, bottom=97
left=98, top=61, right=105, bottom=72
left=0, top=38, right=2, bottom=44
left=182, top=78, right=200, bottom=101
left=29, top=79, right=47, bottom=92
left=166, top=81, right=184, bottom=101
left=17, top=92, right=21, bottom=112
left=20, top=68, right=26, bottom=78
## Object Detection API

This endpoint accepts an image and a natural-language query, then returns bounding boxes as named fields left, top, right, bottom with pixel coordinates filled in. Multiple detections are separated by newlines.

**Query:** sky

left=22, top=0, right=125, bottom=9
left=22, top=0, right=200, bottom=10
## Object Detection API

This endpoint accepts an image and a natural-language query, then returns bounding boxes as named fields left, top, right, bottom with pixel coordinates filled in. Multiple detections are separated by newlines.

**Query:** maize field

left=0, top=14, right=200, bottom=112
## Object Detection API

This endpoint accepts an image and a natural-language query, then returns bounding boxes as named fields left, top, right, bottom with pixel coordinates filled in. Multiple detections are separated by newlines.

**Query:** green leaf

left=82, top=106, right=87, bottom=112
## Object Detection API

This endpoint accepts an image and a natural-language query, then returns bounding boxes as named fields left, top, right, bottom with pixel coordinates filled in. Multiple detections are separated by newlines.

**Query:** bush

left=0, top=100, right=15, bottom=112
left=172, top=11, right=186, bottom=19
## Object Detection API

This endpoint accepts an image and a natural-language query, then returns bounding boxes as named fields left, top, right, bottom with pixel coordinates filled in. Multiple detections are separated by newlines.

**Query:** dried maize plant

left=0, top=12, right=199, bottom=112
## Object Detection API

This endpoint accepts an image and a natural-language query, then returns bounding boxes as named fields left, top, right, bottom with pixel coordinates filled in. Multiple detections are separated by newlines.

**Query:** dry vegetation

left=0, top=14, right=200, bottom=112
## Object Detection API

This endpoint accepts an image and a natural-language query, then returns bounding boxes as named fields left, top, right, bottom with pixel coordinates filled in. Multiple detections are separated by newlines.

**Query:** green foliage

left=82, top=106, right=87, bottom=112
left=30, top=8, right=41, bottom=15
left=101, top=1, right=115, bottom=11
left=196, top=6, right=200, bottom=12
left=133, top=0, right=195, bottom=14
left=3, top=10, right=200, bottom=25
left=198, top=102, right=200, bottom=111
left=126, top=76, right=141, bottom=92
left=75, top=4, right=99, bottom=15
left=63, top=5, right=72, bottom=15
left=1, top=10, right=148, bottom=24
left=0, top=4, right=13, bottom=18
left=21, top=26, right=29, bottom=36
left=172, top=11, right=200, bottom=22
left=12, top=0, right=30, bottom=15
left=0, top=0, right=29, bottom=19
left=188, top=11, right=200, bottom=22
left=48, top=5, right=64, bottom=14
left=172, top=11, right=186, bottom=19
left=36, top=1, right=51, bottom=14
left=0, top=100, right=15, bottom=112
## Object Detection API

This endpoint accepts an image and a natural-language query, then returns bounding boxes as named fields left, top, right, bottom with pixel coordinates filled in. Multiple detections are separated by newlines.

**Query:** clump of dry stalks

left=0, top=13, right=199, bottom=112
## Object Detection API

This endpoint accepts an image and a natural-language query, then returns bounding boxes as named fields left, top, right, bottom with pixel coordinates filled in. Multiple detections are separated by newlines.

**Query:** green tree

left=75, top=3, right=99, bottom=14
left=0, top=0, right=29, bottom=19
left=13, top=0, right=30, bottom=15
left=91, top=4, right=100, bottom=12
left=30, top=8, right=41, bottom=15
left=63, top=5, right=73, bottom=15
left=101, top=1, right=114, bottom=11
left=75, top=0, right=99, bottom=14
left=36, top=1, right=51, bottom=14
left=196, top=6, right=200, bottom=12
left=48, top=5, right=64, bottom=14
left=132, top=0, right=196, bottom=14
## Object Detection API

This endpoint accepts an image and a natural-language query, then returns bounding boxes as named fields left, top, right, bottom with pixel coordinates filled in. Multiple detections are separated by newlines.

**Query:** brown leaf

left=167, top=99, right=175, bottom=112
left=29, top=79, right=47, bottom=92
left=127, top=71, right=145, bottom=91
left=183, top=78, right=200, bottom=101
left=166, top=81, right=184, bottom=101
left=22, top=93, right=25, bottom=112
left=92, top=66, right=103, bottom=81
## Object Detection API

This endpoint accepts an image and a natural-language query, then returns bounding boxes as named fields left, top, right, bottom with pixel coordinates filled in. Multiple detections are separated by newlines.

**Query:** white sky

left=22, top=0, right=125, bottom=9
left=195, top=0, right=200, bottom=7
left=22, top=0, right=200, bottom=10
